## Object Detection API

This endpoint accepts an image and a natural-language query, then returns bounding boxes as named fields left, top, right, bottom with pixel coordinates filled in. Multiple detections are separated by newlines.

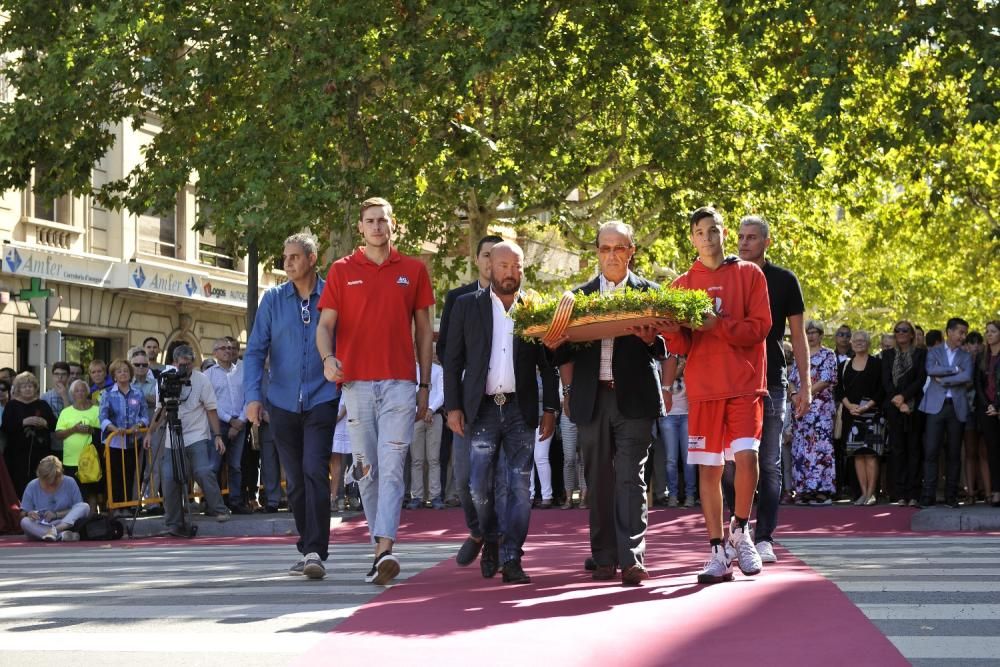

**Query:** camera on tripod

left=158, top=367, right=191, bottom=404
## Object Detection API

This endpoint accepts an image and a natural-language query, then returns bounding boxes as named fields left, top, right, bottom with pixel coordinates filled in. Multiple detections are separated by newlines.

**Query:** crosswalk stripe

left=887, top=636, right=1000, bottom=659
left=858, top=604, right=1000, bottom=620
left=783, top=535, right=1000, bottom=665
left=0, top=603, right=363, bottom=621
left=838, top=581, right=1000, bottom=592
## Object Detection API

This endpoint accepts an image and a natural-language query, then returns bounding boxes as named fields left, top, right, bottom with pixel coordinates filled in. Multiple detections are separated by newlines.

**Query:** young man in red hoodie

left=662, top=206, right=772, bottom=584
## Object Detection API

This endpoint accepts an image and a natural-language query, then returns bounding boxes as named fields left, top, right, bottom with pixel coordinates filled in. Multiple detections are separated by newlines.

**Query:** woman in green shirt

left=55, top=380, right=101, bottom=506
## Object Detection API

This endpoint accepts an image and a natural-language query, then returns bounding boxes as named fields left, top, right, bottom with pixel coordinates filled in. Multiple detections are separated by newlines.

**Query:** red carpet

left=303, top=507, right=913, bottom=666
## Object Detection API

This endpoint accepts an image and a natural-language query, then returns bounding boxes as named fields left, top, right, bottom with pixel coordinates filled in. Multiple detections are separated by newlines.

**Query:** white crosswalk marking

left=0, top=541, right=453, bottom=666
left=782, top=536, right=1000, bottom=666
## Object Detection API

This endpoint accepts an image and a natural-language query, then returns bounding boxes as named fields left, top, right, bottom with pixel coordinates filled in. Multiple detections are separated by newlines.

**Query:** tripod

left=127, top=398, right=198, bottom=538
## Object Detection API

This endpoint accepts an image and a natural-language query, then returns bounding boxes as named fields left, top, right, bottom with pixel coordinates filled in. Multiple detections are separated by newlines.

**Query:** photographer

left=143, top=345, right=231, bottom=536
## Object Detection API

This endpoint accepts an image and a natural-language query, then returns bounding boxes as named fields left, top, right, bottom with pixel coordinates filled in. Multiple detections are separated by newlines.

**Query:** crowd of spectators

left=0, top=313, right=998, bottom=537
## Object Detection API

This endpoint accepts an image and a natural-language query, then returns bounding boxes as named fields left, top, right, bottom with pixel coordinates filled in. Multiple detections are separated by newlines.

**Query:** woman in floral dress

left=788, top=320, right=839, bottom=504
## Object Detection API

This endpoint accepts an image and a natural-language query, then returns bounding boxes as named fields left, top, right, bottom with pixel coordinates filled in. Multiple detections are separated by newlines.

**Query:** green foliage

left=0, top=0, right=996, bottom=328
left=512, top=285, right=713, bottom=334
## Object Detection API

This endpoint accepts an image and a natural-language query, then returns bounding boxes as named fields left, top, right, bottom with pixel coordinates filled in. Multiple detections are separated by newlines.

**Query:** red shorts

left=687, top=395, right=763, bottom=466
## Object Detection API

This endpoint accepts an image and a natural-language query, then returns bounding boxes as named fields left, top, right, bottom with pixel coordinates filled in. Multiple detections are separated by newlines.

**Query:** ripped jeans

left=343, top=380, right=415, bottom=543
left=467, top=398, right=535, bottom=564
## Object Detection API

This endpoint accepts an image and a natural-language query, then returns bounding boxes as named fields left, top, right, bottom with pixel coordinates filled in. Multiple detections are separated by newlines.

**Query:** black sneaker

left=228, top=503, right=253, bottom=515
left=302, top=552, right=325, bottom=579
left=944, top=497, right=960, bottom=509
left=455, top=537, right=484, bottom=567
left=501, top=559, right=532, bottom=584
left=262, top=505, right=280, bottom=514
left=480, top=541, right=499, bottom=578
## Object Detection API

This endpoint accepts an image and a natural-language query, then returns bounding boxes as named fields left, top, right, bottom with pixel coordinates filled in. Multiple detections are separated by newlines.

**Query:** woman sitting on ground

left=20, top=455, right=91, bottom=541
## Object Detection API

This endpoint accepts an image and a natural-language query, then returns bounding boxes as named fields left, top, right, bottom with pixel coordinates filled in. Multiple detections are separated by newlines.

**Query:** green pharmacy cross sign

left=18, top=276, right=53, bottom=301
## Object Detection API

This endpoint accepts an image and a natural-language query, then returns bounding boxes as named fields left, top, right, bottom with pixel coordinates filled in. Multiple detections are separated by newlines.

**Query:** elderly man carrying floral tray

left=530, top=221, right=711, bottom=588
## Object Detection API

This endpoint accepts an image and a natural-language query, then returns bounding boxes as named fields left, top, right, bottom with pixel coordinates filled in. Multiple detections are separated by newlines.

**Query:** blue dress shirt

left=243, top=276, right=339, bottom=413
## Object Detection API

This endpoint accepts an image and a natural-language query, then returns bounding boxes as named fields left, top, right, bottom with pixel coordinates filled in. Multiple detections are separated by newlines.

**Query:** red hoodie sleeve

left=715, top=264, right=771, bottom=346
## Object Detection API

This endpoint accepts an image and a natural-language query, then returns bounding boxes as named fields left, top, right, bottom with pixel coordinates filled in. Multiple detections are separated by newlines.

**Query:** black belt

left=486, top=392, right=516, bottom=406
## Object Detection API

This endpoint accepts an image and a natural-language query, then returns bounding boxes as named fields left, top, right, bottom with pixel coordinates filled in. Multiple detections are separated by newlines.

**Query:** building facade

left=0, top=115, right=281, bottom=384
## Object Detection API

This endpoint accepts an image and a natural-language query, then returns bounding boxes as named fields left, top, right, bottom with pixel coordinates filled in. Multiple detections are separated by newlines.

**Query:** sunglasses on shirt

left=300, top=298, right=311, bottom=325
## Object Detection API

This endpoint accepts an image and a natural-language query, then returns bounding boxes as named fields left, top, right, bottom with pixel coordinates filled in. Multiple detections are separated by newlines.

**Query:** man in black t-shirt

left=723, top=216, right=812, bottom=564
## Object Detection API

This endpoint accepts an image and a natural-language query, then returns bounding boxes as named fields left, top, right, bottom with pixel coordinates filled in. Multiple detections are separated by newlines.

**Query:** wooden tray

left=523, top=308, right=682, bottom=343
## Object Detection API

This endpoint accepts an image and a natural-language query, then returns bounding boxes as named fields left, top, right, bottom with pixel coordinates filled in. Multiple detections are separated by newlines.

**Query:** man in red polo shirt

left=316, top=196, right=435, bottom=586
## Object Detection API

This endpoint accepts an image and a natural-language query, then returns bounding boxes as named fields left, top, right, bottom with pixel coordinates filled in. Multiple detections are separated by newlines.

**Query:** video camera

left=158, top=367, right=191, bottom=404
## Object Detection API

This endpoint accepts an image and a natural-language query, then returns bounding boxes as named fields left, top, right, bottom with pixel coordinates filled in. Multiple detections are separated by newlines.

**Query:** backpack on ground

left=73, top=514, right=124, bottom=540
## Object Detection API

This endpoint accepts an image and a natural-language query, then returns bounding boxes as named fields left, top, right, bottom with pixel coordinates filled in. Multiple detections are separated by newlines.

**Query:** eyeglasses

left=835, top=331, right=851, bottom=337
left=597, top=244, right=633, bottom=256
left=300, top=298, right=311, bottom=325
left=894, top=327, right=912, bottom=334
left=214, top=346, right=235, bottom=351
left=132, top=362, right=149, bottom=367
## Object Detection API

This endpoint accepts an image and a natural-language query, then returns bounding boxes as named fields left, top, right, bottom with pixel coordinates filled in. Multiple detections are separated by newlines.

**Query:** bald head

left=489, top=241, right=525, bottom=297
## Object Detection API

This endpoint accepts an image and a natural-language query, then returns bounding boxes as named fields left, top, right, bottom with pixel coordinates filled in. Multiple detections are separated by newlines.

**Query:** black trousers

left=981, top=410, right=1000, bottom=493
left=922, top=401, right=963, bottom=501
left=270, top=400, right=338, bottom=560
left=576, top=387, right=651, bottom=570
left=887, top=405, right=923, bottom=501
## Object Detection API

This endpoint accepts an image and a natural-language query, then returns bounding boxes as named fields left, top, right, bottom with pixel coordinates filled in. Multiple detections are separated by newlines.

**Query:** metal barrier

left=103, top=426, right=229, bottom=510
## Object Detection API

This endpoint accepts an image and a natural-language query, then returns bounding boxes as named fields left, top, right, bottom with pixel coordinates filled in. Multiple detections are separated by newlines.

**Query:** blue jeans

left=657, top=414, right=696, bottom=499
left=468, top=399, right=534, bottom=564
left=343, top=380, right=414, bottom=543
left=161, top=439, right=228, bottom=532
left=723, top=386, right=785, bottom=543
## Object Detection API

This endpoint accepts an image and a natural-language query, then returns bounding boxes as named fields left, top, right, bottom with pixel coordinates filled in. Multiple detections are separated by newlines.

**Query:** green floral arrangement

left=513, top=285, right=713, bottom=338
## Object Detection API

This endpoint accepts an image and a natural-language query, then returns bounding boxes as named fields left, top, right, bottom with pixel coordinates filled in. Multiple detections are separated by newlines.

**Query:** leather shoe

left=592, top=564, right=617, bottom=581
left=621, top=564, right=650, bottom=586
left=480, top=540, right=499, bottom=578
left=584, top=557, right=597, bottom=571
left=228, top=503, right=253, bottom=515
left=261, top=505, right=279, bottom=514
left=456, top=537, right=484, bottom=567
left=501, top=559, right=532, bottom=584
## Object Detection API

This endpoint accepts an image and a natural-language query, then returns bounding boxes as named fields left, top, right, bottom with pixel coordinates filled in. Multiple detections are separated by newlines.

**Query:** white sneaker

left=697, top=545, right=734, bottom=584
left=755, top=540, right=777, bottom=564
left=729, top=525, right=763, bottom=576
left=723, top=517, right=750, bottom=562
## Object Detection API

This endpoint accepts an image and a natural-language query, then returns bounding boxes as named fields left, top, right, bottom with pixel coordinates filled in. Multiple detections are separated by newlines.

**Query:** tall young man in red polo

left=662, top=206, right=771, bottom=584
left=316, top=197, right=435, bottom=586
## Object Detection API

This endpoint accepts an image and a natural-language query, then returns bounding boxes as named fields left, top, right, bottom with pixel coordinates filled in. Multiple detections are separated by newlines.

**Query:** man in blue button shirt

left=244, top=233, right=340, bottom=580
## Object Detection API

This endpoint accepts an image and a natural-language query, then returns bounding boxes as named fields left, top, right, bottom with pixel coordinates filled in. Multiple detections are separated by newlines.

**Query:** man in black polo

left=723, top=215, right=812, bottom=564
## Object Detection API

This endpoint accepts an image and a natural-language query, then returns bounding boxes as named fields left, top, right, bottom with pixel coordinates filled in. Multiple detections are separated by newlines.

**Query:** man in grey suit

left=918, top=317, right=972, bottom=507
